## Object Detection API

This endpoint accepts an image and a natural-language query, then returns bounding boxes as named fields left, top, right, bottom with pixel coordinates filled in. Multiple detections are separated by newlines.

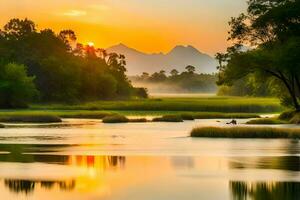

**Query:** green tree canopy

left=0, top=63, right=38, bottom=108
left=217, top=0, right=300, bottom=110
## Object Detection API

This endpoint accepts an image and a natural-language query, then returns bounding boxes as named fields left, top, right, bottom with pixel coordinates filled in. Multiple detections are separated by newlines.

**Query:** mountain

left=106, top=44, right=218, bottom=75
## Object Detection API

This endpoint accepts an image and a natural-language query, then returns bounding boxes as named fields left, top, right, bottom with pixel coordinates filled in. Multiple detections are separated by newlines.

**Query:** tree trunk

left=263, top=69, right=299, bottom=111
left=280, top=75, right=300, bottom=111
left=295, top=75, right=300, bottom=98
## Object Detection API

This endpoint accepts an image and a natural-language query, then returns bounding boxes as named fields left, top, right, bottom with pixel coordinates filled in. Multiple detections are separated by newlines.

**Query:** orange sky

left=0, top=0, right=247, bottom=55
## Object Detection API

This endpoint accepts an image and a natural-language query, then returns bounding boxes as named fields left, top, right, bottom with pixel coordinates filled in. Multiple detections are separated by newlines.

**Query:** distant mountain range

left=106, top=44, right=218, bottom=75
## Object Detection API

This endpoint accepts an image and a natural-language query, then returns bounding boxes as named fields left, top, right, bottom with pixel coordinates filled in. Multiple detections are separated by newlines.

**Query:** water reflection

left=230, top=181, right=300, bottom=200
left=4, top=179, right=76, bottom=194
left=229, top=156, right=300, bottom=171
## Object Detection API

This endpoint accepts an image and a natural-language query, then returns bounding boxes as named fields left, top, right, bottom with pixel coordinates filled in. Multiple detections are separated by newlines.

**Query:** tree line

left=131, top=66, right=217, bottom=93
left=0, top=18, right=147, bottom=108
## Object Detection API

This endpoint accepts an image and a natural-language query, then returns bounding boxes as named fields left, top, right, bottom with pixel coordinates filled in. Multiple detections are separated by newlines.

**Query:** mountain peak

left=168, top=45, right=203, bottom=56
left=106, top=43, right=217, bottom=75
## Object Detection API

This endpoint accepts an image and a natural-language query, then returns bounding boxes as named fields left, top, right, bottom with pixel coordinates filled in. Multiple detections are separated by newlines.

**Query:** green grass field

left=31, top=96, right=282, bottom=113
left=0, top=96, right=283, bottom=122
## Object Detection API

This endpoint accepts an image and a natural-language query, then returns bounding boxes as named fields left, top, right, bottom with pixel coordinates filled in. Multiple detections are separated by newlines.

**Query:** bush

left=152, top=115, right=183, bottom=122
left=134, top=87, right=148, bottom=98
left=0, top=63, right=38, bottom=108
left=0, top=124, right=5, bottom=128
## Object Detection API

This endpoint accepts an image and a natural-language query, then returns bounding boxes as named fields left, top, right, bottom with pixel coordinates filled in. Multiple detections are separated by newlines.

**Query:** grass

left=246, top=118, right=287, bottom=124
left=191, top=127, right=300, bottom=138
left=31, top=96, right=283, bottom=113
left=102, top=115, right=147, bottom=123
left=0, top=124, right=4, bottom=128
left=0, top=96, right=283, bottom=123
left=279, top=110, right=300, bottom=124
left=192, top=113, right=260, bottom=119
left=181, top=114, right=195, bottom=120
left=0, top=115, right=62, bottom=123
left=152, top=115, right=184, bottom=122
left=102, top=115, right=129, bottom=123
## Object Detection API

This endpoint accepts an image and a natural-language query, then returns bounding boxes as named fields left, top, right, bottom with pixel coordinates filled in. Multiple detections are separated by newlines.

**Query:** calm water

left=0, top=119, right=300, bottom=200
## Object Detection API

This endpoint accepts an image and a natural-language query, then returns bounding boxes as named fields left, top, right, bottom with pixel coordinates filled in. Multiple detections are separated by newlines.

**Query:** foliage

left=0, top=18, right=144, bottom=107
left=216, top=0, right=300, bottom=110
left=0, top=63, right=38, bottom=108
left=217, top=74, right=274, bottom=97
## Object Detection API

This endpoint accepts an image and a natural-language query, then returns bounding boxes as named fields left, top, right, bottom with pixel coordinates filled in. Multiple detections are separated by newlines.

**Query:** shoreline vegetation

left=31, top=97, right=282, bottom=113
left=0, top=97, right=281, bottom=123
left=191, top=127, right=300, bottom=139
left=246, top=110, right=300, bottom=125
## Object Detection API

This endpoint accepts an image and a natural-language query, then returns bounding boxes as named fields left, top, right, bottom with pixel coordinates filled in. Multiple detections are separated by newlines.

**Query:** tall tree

left=217, top=0, right=300, bottom=110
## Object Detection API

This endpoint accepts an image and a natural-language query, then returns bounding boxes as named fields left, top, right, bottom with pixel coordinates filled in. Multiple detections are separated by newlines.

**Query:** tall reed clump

left=191, top=127, right=300, bottom=138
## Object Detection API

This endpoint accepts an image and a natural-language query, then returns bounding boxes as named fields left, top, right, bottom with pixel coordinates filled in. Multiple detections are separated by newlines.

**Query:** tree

left=170, top=69, right=179, bottom=76
left=0, top=18, right=140, bottom=103
left=0, top=63, right=38, bottom=108
left=141, top=72, right=150, bottom=80
left=217, top=0, right=300, bottom=110
left=185, top=65, right=196, bottom=74
left=3, top=18, right=36, bottom=39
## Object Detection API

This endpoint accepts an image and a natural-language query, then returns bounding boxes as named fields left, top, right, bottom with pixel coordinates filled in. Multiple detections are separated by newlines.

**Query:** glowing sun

left=87, top=42, right=94, bottom=47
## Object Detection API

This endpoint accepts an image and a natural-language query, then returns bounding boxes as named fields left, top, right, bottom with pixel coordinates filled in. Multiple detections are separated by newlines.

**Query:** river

left=0, top=119, right=299, bottom=200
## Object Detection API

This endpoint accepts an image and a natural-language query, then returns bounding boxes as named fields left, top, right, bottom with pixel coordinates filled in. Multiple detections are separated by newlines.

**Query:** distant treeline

left=130, top=66, right=217, bottom=93
left=0, top=18, right=147, bottom=108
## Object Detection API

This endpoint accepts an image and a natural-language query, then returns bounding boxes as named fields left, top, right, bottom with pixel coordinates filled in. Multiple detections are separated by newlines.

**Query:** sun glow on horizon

left=87, top=42, right=94, bottom=47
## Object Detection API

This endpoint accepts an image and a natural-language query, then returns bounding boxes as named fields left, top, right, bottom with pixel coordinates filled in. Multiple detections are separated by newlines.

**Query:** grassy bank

left=246, top=118, right=287, bottom=125
left=102, top=115, right=147, bottom=123
left=0, top=115, right=62, bottom=123
left=32, top=96, right=282, bottom=113
left=191, top=127, right=300, bottom=138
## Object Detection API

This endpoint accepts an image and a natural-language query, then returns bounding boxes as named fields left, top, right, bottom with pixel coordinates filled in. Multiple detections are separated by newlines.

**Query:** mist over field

left=130, top=79, right=218, bottom=95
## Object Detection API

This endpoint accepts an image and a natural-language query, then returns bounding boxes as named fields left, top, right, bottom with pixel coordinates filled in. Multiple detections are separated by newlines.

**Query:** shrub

left=0, top=124, right=4, bottom=128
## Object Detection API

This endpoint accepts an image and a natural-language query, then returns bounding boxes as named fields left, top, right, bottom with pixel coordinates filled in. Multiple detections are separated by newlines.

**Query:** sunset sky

left=0, top=0, right=247, bottom=55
